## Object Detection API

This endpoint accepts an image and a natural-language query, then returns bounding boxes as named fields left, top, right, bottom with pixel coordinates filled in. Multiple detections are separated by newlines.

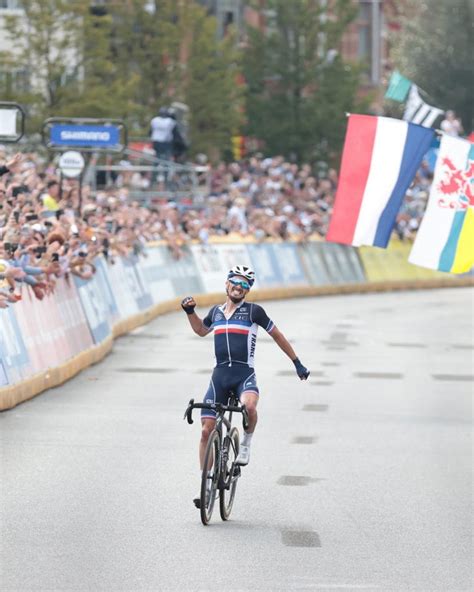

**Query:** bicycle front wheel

left=219, top=427, right=240, bottom=521
left=200, top=429, right=220, bottom=525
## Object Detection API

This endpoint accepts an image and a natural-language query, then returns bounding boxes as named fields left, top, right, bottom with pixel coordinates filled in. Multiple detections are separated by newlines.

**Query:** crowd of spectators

left=0, top=145, right=433, bottom=309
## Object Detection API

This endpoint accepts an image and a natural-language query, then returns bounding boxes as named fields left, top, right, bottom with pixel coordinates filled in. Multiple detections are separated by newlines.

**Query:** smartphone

left=12, top=185, right=28, bottom=198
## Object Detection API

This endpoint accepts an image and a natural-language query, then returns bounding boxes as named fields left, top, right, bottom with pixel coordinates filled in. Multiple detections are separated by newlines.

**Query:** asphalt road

left=1, top=288, right=473, bottom=592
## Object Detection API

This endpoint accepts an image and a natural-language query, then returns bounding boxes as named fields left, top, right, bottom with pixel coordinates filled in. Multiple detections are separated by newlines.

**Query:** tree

left=110, top=0, right=184, bottom=130
left=0, top=0, right=246, bottom=158
left=243, top=0, right=367, bottom=163
left=0, top=0, right=135, bottom=131
left=184, top=4, right=244, bottom=159
left=392, top=0, right=473, bottom=133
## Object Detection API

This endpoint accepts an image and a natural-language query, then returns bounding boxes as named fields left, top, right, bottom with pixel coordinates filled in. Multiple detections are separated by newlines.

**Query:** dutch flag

left=326, top=115, right=434, bottom=247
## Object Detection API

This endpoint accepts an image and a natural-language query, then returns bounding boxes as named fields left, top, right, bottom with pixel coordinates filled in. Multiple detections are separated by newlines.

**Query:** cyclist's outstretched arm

left=181, top=296, right=210, bottom=337
left=270, top=326, right=310, bottom=380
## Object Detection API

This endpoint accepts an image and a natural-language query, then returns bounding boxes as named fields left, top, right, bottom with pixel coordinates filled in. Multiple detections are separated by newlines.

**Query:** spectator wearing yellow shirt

left=41, top=180, right=60, bottom=214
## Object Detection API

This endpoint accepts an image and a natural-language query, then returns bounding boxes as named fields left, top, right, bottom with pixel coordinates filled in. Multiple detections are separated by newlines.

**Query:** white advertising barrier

left=165, top=245, right=207, bottom=296
left=105, top=257, right=141, bottom=320
left=139, top=246, right=176, bottom=303
left=191, top=242, right=310, bottom=291
left=0, top=306, right=30, bottom=386
left=13, top=280, right=93, bottom=375
left=73, top=263, right=116, bottom=344
left=189, top=243, right=252, bottom=293
left=298, top=242, right=365, bottom=285
left=267, top=243, right=309, bottom=285
left=321, top=243, right=366, bottom=284
left=127, top=255, right=154, bottom=311
left=140, top=244, right=206, bottom=302
left=3, top=239, right=473, bottom=409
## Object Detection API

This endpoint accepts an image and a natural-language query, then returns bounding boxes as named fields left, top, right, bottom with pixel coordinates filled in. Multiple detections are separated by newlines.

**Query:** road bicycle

left=184, top=394, right=249, bottom=525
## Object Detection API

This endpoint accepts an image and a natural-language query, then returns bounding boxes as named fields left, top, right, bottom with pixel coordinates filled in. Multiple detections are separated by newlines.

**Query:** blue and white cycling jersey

left=203, top=301, right=275, bottom=367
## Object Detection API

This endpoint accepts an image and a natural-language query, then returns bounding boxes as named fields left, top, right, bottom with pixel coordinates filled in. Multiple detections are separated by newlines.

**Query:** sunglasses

left=229, top=278, right=250, bottom=290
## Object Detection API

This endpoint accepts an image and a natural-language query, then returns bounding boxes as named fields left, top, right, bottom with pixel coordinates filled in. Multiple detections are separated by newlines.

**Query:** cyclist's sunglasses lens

left=229, top=279, right=250, bottom=290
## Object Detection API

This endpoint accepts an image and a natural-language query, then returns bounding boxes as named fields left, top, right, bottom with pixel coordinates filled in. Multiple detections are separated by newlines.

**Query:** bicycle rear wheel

left=200, top=429, right=220, bottom=525
left=219, top=427, right=240, bottom=521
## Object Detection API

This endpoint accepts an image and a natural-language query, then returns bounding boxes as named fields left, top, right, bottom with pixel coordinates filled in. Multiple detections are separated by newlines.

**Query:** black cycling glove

left=293, top=357, right=310, bottom=380
left=181, top=296, right=196, bottom=315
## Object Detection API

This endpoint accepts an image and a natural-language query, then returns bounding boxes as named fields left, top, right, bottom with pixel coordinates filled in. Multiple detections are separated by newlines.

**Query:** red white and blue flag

left=326, top=114, right=435, bottom=247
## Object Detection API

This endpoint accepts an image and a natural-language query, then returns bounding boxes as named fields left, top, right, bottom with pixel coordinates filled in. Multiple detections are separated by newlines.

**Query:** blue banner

left=298, top=243, right=333, bottom=285
left=73, top=274, right=112, bottom=344
left=123, top=257, right=153, bottom=311
left=50, top=124, right=120, bottom=148
left=246, top=244, right=283, bottom=287
left=271, top=243, right=308, bottom=285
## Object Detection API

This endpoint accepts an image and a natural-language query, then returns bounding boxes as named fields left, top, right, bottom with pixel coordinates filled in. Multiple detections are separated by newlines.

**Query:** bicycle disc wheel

left=200, top=429, right=220, bottom=525
left=219, top=427, right=240, bottom=521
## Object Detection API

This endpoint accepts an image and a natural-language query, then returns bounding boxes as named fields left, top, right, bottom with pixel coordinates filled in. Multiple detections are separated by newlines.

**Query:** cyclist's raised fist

left=181, top=296, right=196, bottom=315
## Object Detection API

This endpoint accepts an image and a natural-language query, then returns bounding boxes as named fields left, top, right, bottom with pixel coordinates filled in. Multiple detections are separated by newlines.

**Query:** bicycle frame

left=184, top=395, right=248, bottom=487
left=185, top=395, right=248, bottom=524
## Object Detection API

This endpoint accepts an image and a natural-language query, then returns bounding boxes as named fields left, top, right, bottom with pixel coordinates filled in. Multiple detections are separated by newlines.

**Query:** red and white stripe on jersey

left=214, top=323, right=250, bottom=336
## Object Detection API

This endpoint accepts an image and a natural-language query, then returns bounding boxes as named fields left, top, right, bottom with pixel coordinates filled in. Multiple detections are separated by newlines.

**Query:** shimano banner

left=50, top=124, right=120, bottom=148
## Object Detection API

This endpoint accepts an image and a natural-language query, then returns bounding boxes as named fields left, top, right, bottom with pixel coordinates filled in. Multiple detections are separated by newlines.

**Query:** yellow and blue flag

left=409, top=136, right=474, bottom=273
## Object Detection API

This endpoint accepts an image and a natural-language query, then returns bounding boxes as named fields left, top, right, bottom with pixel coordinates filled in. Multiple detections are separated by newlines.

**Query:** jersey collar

left=219, top=299, right=245, bottom=315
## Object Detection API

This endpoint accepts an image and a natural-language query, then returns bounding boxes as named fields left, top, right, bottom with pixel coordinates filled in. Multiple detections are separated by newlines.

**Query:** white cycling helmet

left=227, top=264, right=255, bottom=287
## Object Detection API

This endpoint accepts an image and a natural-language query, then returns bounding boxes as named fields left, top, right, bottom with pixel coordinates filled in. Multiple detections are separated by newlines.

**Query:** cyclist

left=181, top=264, right=310, bottom=504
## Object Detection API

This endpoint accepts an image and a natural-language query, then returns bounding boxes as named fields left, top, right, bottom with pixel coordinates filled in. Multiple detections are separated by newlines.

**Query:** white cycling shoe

left=236, top=444, right=251, bottom=466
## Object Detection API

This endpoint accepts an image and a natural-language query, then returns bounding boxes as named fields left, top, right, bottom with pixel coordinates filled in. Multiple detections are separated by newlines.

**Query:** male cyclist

left=181, top=264, right=310, bottom=506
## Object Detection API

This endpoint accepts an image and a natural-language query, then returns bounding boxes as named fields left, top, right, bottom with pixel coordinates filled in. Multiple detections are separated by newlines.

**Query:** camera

left=12, top=185, right=28, bottom=198
left=4, top=242, right=18, bottom=253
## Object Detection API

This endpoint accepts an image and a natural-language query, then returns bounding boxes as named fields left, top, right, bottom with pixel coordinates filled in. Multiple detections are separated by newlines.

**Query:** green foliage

left=243, top=0, right=365, bottom=163
left=185, top=6, right=244, bottom=158
left=110, top=0, right=183, bottom=129
left=0, top=0, right=135, bottom=131
left=393, top=0, right=473, bottom=132
left=0, top=0, right=245, bottom=157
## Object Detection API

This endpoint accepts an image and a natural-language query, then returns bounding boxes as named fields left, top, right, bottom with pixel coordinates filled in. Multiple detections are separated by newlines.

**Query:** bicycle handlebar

left=184, top=398, right=249, bottom=431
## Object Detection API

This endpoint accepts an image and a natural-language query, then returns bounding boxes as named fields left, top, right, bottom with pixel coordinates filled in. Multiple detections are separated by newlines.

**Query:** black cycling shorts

left=201, top=365, right=259, bottom=420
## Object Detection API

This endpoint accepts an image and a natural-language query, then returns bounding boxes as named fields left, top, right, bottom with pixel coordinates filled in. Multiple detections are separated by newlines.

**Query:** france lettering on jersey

left=203, top=301, right=275, bottom=367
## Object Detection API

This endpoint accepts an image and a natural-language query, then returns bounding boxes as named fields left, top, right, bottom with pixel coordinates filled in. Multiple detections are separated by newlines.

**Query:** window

left=0, top=0, right=23, bottom=9
left=0, top=68, right=30, bottom=93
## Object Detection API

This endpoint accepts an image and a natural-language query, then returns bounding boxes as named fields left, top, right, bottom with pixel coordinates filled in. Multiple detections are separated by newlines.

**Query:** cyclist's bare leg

left=199, top=418, right=216, bottom=469
left=240, top=391, right=258, bottom=433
